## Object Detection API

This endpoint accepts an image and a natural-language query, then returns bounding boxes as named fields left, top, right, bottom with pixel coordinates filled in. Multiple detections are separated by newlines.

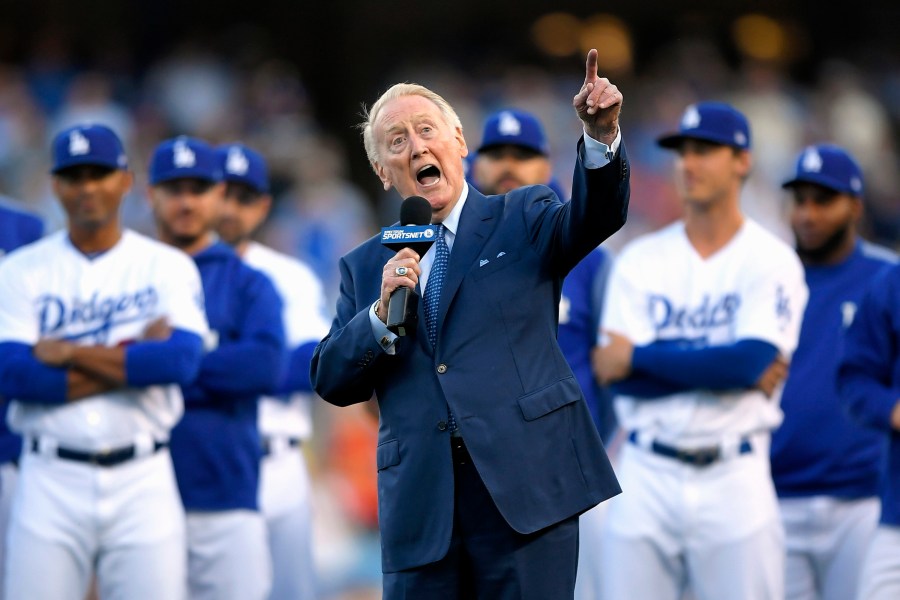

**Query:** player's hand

left=755, top=354, right=788, bottom=398
left=593, top=330, right=634, bottom=385
left=33, top=339, right=75, bottom=367
left=379, top=248, right=421, bottom=324
left=142, top=317, right=172, bottom=341
left=573, top=49, right=622, bottom=146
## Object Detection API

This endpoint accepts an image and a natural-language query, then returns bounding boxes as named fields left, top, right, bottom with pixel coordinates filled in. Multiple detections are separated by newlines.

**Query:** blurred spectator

left=261, top=134, right=376, bottom=307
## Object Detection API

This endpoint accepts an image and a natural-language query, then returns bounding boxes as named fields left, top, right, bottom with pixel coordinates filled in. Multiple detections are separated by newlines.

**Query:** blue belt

left=627, top=431, right=752, bottom=468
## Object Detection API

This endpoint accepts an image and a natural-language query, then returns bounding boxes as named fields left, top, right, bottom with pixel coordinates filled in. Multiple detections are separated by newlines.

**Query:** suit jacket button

left=437, top=421, right=448, bottom=431
left=436, top=364, right=447, bottom=374
left=365, top=350, right=374, bottom=359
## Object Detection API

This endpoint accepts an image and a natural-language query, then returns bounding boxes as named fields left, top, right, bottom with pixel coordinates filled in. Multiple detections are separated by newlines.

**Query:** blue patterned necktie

left=423, top=224, right=457, bottom=433
left=424, top=224, right=448, bottom=347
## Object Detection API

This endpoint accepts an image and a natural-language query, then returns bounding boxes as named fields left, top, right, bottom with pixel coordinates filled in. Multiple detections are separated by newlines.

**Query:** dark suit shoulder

left=343, top=231, right=384, bottom=263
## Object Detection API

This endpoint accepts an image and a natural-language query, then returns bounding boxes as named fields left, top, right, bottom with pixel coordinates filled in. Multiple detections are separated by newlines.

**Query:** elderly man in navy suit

left=311, top=49, right=629, bottom=599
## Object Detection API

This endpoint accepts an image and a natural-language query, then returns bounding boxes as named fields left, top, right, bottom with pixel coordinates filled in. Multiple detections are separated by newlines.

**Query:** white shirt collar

left=436, top=184, right=468, bottom=239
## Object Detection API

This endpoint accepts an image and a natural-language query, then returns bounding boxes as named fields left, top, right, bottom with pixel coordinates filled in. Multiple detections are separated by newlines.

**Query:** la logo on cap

left=226, top=147, right=248, bottom=175
left=497, top=112, right=521, bottom=136
left=69, top=131, right=90, bottom=156
left=801, top=147, right=823, bottom=173
left=173, top=139, right=196, bottom=168
left=681, top=106, right=701, bottom=129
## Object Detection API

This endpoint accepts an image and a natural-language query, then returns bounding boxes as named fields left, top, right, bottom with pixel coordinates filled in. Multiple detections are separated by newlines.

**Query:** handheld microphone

left=379, top=196, right=435, bottom=336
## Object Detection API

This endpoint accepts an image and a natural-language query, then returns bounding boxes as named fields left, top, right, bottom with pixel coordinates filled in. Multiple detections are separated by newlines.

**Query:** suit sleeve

left=310, top=253, right=385, bottom=407
left=545, top=139, right=629, bottom=275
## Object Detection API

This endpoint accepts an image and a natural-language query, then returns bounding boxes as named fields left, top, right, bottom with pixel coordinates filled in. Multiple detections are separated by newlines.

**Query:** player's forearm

left=68, top=345, right=128, bottom=385
left=196, top=340, right=284, bottom=398
left=837, top=366, right=899, bottom=432
left=275, top=340, right=318, bottom=395
left=631, top=339, right=778, bottom=390
left=125, top=329, right=204, bottom=387
left=0, top=342, right=67, bottom=404
left=67, top=368, right=118, bottom=401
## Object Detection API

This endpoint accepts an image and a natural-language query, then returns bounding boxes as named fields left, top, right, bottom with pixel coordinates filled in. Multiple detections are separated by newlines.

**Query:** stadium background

left=1, top=1, right=899, bottom=597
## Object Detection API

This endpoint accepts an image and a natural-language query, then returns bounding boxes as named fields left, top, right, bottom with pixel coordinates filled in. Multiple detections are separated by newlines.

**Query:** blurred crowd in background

left=0, top=7, right=898, bottom=598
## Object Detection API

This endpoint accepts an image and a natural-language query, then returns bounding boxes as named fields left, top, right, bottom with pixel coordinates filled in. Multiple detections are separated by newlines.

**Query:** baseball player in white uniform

left=216, top=142, right=330, bottom=600
left=594, top=102, right=808, bottom=600
left=0, top=124, right=209, bottom=600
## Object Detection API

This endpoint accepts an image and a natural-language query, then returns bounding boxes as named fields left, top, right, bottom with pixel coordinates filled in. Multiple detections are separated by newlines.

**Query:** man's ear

left=119, top=170, right=135, bottom=196
left=456, top=126, right=468, bottom=159
left=374, top=162, right=392, bottom=191
left=736, top=149, right=752, bottom=179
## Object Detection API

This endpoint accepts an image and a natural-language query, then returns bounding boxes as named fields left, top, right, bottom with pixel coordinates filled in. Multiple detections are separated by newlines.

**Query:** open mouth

left=416, top=165, right=441, bottom=187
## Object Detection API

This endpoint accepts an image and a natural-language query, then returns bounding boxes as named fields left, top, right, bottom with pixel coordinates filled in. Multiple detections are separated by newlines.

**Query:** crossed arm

left=593, top=330, right=788, bottom=399
left=0, top=318, right=204, bottom=404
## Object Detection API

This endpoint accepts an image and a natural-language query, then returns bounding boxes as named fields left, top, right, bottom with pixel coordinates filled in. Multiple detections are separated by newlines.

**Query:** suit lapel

left=437, top=186, right=497, bottom=332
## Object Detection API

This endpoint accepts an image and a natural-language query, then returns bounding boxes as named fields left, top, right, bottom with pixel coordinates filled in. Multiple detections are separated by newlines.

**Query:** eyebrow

left=382, top=112, right=438, bottom=133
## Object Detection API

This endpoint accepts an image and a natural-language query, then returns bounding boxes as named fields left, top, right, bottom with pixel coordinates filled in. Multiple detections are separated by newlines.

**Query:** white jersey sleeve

left=601, top=237, right=659, bottom=346
left=0, top=245, right=43, bottom=344
left=244, top=242, right=330, bottom=346
left=732, top=227, right=807, bottom=356
left=152, top=243, right=209, bottom=338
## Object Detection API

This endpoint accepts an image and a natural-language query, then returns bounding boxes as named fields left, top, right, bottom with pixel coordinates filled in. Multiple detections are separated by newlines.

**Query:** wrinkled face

left=672, top=139, right=750, bottom=207
left=53, top=165, right=131, bottom=232
left=217, top=182, right=271, bottom=247
left=149, top=178, right=224, bottom=249
left=473, top=145, right=552, bottom=195
left=372, top=94, right=468, bottom=222
left=790, top=182, right=860, bottom=260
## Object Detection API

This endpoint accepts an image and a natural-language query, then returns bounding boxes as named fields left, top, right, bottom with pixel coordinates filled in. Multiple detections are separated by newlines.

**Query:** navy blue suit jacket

left=312, top=140, right=629, bottom=572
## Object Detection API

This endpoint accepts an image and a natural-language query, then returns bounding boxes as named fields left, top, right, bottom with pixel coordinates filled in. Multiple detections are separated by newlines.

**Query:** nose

left=409, top=133, right=429, bottom=159
left=792, top=198, right=817, bottom=221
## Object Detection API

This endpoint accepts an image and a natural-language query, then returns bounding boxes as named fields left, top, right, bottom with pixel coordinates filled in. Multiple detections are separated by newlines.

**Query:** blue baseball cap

left=657, top=102, right=751, bottom=150
left=477, top=109, right=549, bottom=156
left=215, top=143, right=269, bottom=193
left=50, top=123, right=128, bottom=174
left=782, top=144, right=864, bottom=196
left=149, top=136, right=221, bottom=185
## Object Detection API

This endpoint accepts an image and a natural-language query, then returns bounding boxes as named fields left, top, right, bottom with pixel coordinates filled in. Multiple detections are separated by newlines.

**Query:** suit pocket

left=517, top=377, right=580, bottom=421
left=376, top=439, right=400, bottom=471
left=471, top=251, right=522, bottom=281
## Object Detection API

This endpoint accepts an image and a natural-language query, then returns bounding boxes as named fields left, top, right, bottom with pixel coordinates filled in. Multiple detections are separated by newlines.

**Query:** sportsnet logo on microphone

left=380, top=225, right=437, bottom=253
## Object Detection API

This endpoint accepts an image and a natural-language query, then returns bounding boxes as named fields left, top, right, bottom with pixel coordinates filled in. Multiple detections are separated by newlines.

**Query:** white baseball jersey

left=243, top=242, right=330, bottom=440
left=0, top=229, right=209, bottom=449
left=603, top=219, right=808, bottom=445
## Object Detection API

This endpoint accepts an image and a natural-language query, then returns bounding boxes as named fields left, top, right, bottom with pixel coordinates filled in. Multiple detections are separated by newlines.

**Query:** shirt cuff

left=369, top=300, right=398, bottom=355
left=581, top=128, right=622, bottom=169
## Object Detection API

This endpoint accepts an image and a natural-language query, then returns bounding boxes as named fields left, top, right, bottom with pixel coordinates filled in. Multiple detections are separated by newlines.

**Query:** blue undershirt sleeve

left=630, top=338, right=779, bottom=390
left=186, top=275, right=285, bottom=403
left=125, top=329, right=204, bottom=387
left=276, top=340, right=317, bottom=396
left=0, top=342, right=67, bottom=404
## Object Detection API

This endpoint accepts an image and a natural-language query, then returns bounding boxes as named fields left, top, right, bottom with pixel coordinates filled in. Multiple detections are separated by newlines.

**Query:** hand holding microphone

left=379, top=196, right=435, bottom=335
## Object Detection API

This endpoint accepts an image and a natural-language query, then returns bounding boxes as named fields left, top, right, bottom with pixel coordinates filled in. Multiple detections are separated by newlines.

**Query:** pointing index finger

left=584, top=49, right=599, bottom=85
